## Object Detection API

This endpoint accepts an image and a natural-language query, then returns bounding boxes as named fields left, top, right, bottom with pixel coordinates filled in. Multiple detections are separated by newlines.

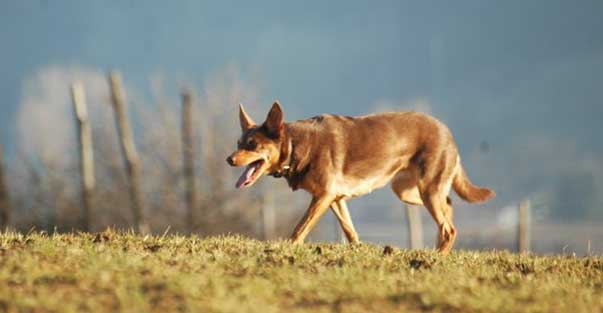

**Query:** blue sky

left=2, top=1, right=603, bottom=219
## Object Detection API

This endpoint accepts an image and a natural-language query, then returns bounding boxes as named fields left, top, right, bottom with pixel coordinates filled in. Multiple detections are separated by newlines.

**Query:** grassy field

left=0, top=230, right=601, bottom=313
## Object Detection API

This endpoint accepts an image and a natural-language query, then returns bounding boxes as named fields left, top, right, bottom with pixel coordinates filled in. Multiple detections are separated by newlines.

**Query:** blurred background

left=1, top=1, right=602, bottom=254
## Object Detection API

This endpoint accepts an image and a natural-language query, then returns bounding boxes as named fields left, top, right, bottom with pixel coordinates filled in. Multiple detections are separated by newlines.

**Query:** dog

left=227, top=102, right=495, bottom=253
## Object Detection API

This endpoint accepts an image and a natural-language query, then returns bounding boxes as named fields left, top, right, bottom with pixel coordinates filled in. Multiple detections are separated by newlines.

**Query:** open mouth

left=235, top=159, right=266, bottom=189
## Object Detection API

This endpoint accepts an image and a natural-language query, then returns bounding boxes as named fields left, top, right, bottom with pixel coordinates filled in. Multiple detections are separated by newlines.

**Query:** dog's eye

left=245, top=139, right=257, bottom=149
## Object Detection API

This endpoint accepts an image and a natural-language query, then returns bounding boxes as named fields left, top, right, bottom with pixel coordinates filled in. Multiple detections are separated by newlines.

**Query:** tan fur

left=227, top=102, right=495, bottom=253
left=452, top=163, right=495, bottom=203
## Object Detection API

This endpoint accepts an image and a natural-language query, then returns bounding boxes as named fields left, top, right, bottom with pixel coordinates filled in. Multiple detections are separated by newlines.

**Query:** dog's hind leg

left=419, top=187, right=456, bottom=254
left=391, top=167, right=423, bottom=206
left=417, top=152, right=458, bottom=254
left=443, top=197, right=454, bottom=224
left=291, top=195, right=336, bottom=244
left=331, top=199, right=360, bottom=244
left=435, top=196, right=456, bottom=251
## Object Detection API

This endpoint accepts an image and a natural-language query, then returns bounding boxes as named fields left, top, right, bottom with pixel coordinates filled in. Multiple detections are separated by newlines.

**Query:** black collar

left=269, top=138, right=293, bottom=178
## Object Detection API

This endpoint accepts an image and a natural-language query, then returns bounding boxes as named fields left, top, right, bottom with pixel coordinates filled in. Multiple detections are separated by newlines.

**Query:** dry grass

left=0, top=230, right=601, bottom=313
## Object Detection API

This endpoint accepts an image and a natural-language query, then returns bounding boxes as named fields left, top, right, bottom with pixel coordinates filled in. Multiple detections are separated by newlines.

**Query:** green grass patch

left=0, top=230, right=601, bottom=312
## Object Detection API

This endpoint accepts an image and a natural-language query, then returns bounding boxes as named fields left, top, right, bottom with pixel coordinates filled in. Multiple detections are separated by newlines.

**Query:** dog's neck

left=269, top=136, right=293, bottom=178
left=269, top=123, right=312, bottom=189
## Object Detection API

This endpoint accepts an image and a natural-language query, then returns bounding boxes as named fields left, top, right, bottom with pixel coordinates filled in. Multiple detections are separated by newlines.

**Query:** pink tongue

left=236, top=164, right=257, bottom=188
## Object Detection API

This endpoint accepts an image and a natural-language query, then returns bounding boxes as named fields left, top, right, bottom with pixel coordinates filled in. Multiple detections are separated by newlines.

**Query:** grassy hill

left=0, top=230, right=601, bottom=313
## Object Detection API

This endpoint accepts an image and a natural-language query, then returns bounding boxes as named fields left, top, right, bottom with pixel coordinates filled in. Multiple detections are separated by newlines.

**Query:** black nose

left=226, top=156, right=235, bottom=166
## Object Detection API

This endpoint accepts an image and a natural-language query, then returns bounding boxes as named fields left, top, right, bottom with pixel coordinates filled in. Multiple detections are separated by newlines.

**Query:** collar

left=269, top=138, right=293, bottom=178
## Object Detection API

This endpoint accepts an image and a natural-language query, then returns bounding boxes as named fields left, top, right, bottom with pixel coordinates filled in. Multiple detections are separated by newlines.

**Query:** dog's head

left=226, top=102, right=286, bottom=189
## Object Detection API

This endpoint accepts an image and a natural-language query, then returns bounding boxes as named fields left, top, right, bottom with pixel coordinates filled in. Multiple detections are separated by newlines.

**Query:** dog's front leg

left=290, top=195, right=336, bottom=244
left=331, top=200, right=360, bottom=244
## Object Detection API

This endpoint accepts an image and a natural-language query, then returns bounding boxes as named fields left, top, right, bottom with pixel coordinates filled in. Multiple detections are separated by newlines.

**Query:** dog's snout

left=226, top=156, right=235, bottom=166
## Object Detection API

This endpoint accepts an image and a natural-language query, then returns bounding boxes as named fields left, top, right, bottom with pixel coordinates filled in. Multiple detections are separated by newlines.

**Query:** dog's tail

left=452, top=164, right=495, bottom=203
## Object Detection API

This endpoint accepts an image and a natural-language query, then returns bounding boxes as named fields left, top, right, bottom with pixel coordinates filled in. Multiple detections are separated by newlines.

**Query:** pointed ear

left=239, top=103, right=256, bottom=131
left=264, top=101, right=284, bottom=137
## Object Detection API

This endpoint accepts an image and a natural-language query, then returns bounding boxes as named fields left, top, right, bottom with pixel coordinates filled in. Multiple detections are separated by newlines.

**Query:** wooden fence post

left=108, top=71, right=147, bottom=233
left=261, top=188, right=275, bottom=240
left=71, top=82, right=95, bottom=232
left=405, top=204, right=423, bottom=249
left=0, top=144, right=10, bottom=230
left=518, top=199, right=531, bottom=253
left=181, top=88, right=199, bottom=233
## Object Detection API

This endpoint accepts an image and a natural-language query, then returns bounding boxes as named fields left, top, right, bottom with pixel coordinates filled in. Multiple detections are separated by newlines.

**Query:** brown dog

left=227, top=102, right=495, bottom=253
